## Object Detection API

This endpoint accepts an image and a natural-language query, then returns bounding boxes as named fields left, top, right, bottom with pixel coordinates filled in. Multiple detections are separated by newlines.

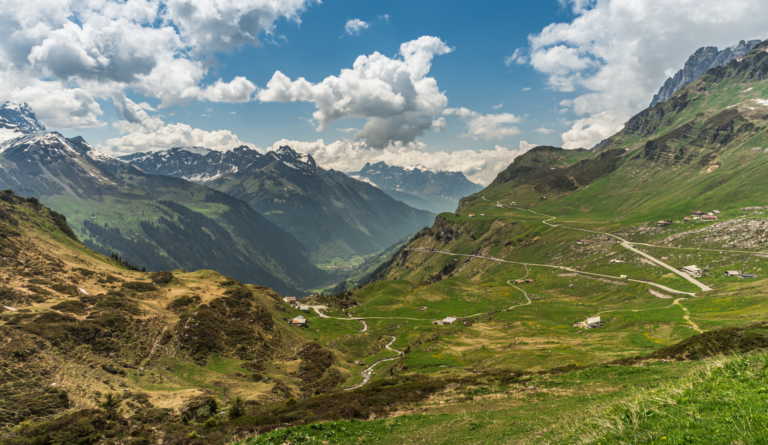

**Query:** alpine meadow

left=1, top=1, right=768, bottom=444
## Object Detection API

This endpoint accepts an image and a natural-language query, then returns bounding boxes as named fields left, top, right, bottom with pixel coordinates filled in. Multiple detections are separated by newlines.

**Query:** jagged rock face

left=347, top=161, right=482, bottom=213
left=650, top=39, right=762, bottom=107
left=119, top=145, right=264, bottom=182
left=0, top=102, right=46, bottom=133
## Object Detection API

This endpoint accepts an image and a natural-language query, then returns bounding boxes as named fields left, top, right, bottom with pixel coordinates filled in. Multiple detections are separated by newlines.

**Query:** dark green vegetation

left=0, top=135, right=326, bottom=295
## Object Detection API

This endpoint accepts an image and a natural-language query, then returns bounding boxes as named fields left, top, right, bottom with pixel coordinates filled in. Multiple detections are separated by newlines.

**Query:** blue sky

left=2, top=0, right=767, bottom=183
left=84, top=0, right=569, bottom=153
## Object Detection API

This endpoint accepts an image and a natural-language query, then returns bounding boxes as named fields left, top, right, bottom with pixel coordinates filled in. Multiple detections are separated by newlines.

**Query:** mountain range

left=122, top=146, right=436, bottom=263
left=347, top=162, right=482, bottom=213
left=0, top=130, right=326, bottom=295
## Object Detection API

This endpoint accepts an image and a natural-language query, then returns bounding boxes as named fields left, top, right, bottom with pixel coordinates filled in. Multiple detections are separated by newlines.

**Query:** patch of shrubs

left=174, top=287, right=274, bottom=364
left=52, top=284, right=79, bottom=296
left=166, top=294, right=201, bottom=312
left=150, top=271, right=173, bottom=286
left=122, top=281, right=158, bottom=293
left=297, top=342, right=337, bottom=394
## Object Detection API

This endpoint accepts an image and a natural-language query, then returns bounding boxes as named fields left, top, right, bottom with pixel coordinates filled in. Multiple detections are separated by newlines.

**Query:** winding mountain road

left=406, top=247, right=696, bottom=296
left=523, top=209, right=712, bottom=291
left=344, top=336, right=402, bottom=391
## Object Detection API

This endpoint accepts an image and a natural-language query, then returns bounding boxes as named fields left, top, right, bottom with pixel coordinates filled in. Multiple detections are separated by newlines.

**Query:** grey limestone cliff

left=650, top=39, right=762, bottom=107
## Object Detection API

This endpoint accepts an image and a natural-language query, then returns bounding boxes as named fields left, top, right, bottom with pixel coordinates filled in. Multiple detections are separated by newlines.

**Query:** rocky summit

left=0, top=102, right=46, bottom=134
left=650, top=39, right=762, bottom=107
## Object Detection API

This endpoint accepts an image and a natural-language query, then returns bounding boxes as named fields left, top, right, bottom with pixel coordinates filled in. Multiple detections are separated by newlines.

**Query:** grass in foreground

left=233, top=350, right=768, bottom=445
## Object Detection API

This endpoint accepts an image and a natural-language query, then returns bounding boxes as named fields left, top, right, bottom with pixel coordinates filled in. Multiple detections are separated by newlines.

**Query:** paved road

left=407, top=248, right=696, bottom=296
left=515, top=209, right=712, bottom=292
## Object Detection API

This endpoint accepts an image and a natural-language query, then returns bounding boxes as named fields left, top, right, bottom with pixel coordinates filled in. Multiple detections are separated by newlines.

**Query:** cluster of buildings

left=658, top=210, right=721, bottom=226
left=725, top=270, right=756, bottom=278
left=283, top=296, right=310, bottom=327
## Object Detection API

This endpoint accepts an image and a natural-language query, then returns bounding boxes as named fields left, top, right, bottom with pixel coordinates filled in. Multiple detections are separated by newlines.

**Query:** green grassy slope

left=462, top=42, right=768, bottom=221
left=0, top=192, right=369, bottom=443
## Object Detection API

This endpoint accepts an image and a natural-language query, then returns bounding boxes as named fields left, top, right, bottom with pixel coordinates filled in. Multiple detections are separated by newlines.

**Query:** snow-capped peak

left=270, top=145, right=317, bottom=172
left=0, top=101, right=46, bottom=133
left=0, top=131, right=76, bottom=154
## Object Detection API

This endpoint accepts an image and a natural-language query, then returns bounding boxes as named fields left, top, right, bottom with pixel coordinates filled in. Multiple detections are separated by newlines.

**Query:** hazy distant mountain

left=650, top=39, right=762, bottom=107
left=0, top=131, right=326, bottom=295
left=347, top=162, right=483, bottom=213
left=0, top=102, right=46, bottom=133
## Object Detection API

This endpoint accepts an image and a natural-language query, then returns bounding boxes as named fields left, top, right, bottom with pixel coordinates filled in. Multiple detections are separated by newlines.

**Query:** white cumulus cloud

left=199, top=77, right=258, bottom=103
left=258, top=36, right=454, bottom=148
left=266, top=139, right=528, bottom=185
left=0, top=0, right=316, bottom=129
left=345, top=19, right=369, bottom=35
left=101, top=123, right=256, bottom=155
left=522, top=0, right=768, bottom=149
left=443, top=107, right=521, bottom=140
left=519, top=141, right=539, bottom=150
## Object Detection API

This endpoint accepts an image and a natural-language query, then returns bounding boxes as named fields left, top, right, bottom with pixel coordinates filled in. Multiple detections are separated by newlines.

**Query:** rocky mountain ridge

left=207, top=146, right=436, bottom=263
left=120, top=144, right=435, bottom=263
left=650, top=39, right=762, bottom=106
left=119, top=145, right=264, bottom=182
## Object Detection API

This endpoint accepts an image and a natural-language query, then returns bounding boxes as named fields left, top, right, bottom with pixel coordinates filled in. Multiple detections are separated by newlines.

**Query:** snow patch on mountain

left=179, top=146, right=213, bottom=156
left=0, top=118, right=25, bottom=143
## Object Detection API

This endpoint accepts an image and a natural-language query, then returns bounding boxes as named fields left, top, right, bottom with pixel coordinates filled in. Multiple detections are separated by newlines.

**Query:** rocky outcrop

left=650, top=40, right=762, bottom=107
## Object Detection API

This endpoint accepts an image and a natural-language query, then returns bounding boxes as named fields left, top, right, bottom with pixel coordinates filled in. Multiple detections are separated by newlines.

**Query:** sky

left=1, top=0, right=767, bottom=184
